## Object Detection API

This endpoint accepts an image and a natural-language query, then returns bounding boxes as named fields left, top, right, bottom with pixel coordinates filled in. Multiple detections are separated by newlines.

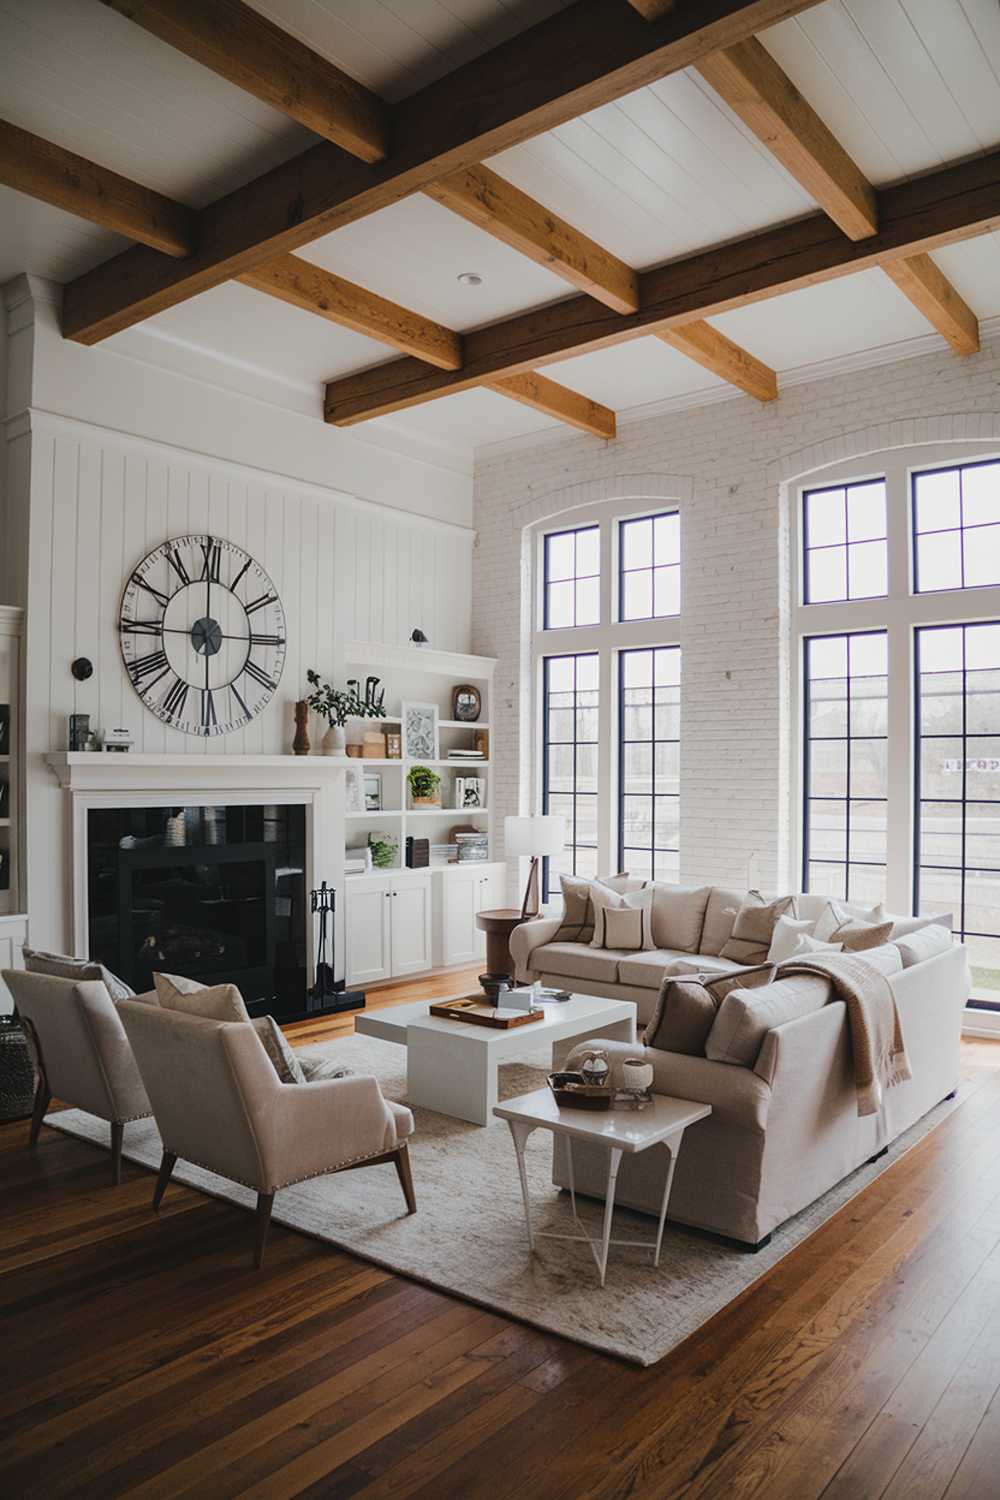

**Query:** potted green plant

left=408, top=764, right=442, bottom=808
left=306, top=670, right=375, bottom=755
left=368, top=832, right=398, bottom=869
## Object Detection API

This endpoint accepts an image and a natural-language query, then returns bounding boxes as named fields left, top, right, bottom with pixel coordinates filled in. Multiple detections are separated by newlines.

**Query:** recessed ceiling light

left=457, top=272, right=484, bottom=287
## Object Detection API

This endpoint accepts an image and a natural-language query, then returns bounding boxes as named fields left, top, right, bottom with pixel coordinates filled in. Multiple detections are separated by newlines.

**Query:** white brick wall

left=472, top=334, right=1000, bottom=899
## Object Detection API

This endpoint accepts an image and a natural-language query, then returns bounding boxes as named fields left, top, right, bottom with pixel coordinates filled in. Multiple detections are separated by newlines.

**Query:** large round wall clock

left=119, top=535, right=286, bottom=736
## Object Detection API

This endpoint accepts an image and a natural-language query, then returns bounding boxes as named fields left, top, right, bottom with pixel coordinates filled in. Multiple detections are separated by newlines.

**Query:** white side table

left=493, top=1088, right=712, bottom=1286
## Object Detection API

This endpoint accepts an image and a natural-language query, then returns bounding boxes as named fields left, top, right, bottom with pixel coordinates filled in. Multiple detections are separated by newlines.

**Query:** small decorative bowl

left=547, top=1070, right=612, bottom=1111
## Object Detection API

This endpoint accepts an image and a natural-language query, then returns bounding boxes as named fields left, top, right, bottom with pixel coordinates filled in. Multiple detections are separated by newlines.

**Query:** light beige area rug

left=48, top=1033, right=962, bottom=1366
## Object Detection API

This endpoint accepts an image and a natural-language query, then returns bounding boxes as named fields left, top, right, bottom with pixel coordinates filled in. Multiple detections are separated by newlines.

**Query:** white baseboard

left=963, top=1009, right=1000, bottom=1038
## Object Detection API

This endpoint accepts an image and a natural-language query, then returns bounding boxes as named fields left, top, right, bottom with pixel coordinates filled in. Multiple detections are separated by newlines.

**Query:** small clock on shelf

left=118, top=535, right=286, bottom=737
left=452, top=684, right=482, bottom=722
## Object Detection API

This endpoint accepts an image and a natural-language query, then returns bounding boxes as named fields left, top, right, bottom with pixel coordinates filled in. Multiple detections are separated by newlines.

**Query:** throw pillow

left=887, top=913, right=944, bottom=939
left=299, top=1054, right=356, bottom=1082
left=895, top=923, right=952, bottom=968
left=153, top=972, right=251, bottom=1023
left=832, top=920, right=893, bottom=952
left=551, top=872, right=636, bottom=943
left=813, top=899, right=881, bottom=942
left=591, top=886, right=655, bottom=950
left=644, top=963, right=775, bottom=1055
left=706, top=973, right=832, bottom=1068
left=698, top=888, right=746, bottom=956
left=649, top=884, right=712, bottom=953
left=251, top=1016, right=306, bottom=1084
left=767, top=915, right=816, bottom=964
left=23, top=946, right=134, bottom=1004
left=719, top=892, right=796, bottom=965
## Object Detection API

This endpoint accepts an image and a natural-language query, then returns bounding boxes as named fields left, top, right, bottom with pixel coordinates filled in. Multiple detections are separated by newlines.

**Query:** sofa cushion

left=895, top=923, right=952, bottom=968
left=591, top=886, right=655, bottom=950
left=706, top=973, right=831, bottom=1067
left=719, top=893, right=795, bottom=965
left=153, top=972, right=251, bottom=1023
left=252, top=1016, right=307, bottom=1084
left=645, top=963, right=776, bottom=1056
left=855, top=943, right=904, bottom=977
left=661, top=953, right=746, bottom=978
left=649, top=884, right=712, bottom=953
left=535, top=942, right=628, bottom=984
left=699, top=888, right=746, bottom=956
left=887, top=913, right=947, bottom=939
left=813, top=899, right=881, bottom=942
left=23, top=946, right=134, bottom=1004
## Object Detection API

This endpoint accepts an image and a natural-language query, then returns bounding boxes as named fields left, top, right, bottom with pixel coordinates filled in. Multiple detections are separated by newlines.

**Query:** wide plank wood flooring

left=2, top=968, right=1000, bottom=1499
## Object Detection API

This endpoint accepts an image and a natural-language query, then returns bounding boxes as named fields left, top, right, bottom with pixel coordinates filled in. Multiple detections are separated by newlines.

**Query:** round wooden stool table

left=476, top=908, right=528, bottom=981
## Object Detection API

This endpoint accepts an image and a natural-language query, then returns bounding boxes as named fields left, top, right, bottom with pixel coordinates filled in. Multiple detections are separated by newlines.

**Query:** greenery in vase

left=368, top=833, right=398, bottom=869
left=306, top=669, right=377, bottom=728
left=407, top=764, right=441, bottom=801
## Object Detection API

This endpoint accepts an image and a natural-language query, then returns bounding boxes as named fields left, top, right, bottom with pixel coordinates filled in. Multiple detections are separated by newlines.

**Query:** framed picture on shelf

left=344, top=765, right=365, bottom=815
left=364, top=772, right=382, bottom=812
left=402, top=701, right=439, bottom=761
left=455, top=776, right=484, bottom=809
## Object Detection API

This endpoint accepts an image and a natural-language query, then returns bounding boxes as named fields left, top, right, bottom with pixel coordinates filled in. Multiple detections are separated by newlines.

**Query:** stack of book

left=447, top=747, right=485, bottom=759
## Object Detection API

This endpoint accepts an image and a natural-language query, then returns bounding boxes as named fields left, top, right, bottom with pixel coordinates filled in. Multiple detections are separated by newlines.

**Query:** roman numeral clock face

left=119, top=536, right=286, bottom=736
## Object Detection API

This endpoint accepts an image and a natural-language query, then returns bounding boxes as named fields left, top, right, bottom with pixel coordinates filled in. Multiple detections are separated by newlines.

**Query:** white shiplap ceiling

left=2, top=0, right=1000, bottom=460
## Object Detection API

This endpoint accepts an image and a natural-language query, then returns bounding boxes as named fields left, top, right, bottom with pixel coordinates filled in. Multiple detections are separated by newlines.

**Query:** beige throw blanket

left=777, top=952, right=912, bottom=1117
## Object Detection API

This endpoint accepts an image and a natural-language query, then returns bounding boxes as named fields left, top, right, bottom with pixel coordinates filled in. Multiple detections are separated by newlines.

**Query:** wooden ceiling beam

left=486, top=371, right=616, bottom=438
left=658, top=320, right=776, bottom=401
left=0, top=118, right=195, bottom=257
left=238, top=255, right=463, bottom=369
left=628, top=2, right=678, bottom=18
left=694, top=37, right=877, bottom=240
left=62, top=0, right=824, bottom=344
left=882, top=253, right=980, bottom=357
left=322, top=148, right=1000, bottom=424
left=99, top=0, right=388, bottom=164
left=424, top=165, right=639, bottom=314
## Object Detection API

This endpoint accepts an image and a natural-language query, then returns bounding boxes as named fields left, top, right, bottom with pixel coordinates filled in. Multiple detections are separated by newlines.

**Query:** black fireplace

left=86, top=804, right=309, bottom=1020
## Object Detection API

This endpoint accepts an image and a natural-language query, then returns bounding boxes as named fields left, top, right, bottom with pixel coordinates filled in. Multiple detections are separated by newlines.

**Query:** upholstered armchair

left=117, top=1001, right=416, bottom=1267
left=3, top=970, right=152, bottom=1184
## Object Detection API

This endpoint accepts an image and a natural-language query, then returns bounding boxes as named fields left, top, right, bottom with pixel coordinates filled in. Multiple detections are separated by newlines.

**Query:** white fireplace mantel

left=45, top=752, right=351, bottom=793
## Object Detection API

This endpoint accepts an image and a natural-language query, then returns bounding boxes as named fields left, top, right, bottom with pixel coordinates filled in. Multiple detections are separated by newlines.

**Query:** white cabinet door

left=346, top=881, right=392, bottom=985
left=442, top=869, right=482, bottom=967
left=390, top=875, right=433, bottom=976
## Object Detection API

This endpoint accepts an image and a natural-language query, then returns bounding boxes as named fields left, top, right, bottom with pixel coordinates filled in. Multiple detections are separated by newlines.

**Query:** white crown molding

left=18, top=408, right=475, bottom=539
left=473, top=317, right=1000, bottom=466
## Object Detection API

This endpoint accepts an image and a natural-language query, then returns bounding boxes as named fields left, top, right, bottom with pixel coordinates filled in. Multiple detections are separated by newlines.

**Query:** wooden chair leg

left=394, top=1142, right=417, bottom=1215
left=254, top=1192, right=275, bottom=1268
left=29, top=1079, right=52, bottom=1147
left=110, top=1121, right=124, bottom=1186
left=153, top=1151, right=177, bottom=1210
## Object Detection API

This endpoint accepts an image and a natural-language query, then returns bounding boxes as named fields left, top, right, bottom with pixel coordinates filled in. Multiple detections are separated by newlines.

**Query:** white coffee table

left=355, top=994, right=636, bottom=1127
left=493, top=1088, right=712, bottom=1286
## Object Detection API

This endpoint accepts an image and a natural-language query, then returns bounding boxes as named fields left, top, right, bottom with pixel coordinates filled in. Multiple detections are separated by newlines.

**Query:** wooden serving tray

left=428, top=996, right=545, bottom=1029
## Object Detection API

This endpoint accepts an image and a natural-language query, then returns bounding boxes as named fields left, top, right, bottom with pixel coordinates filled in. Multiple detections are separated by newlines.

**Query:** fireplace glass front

left=86, top=804, right=307, bottom=1018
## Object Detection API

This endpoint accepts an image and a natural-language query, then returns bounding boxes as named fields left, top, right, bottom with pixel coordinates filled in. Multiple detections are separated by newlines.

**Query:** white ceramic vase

left=322, top=723, right=347, bottom=755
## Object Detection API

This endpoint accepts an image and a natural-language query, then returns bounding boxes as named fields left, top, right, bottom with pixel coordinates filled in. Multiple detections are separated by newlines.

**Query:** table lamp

left=504, top=815, right=565, bottom=919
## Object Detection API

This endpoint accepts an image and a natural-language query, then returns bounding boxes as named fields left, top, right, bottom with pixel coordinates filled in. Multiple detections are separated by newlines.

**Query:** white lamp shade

left=504, top=814, right=565, bottom=858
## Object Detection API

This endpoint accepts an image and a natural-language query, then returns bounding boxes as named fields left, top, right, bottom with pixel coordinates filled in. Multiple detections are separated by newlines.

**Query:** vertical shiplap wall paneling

left=28, top=419, right=473, bottom=760
left=49, top=435, right=79, bottom=755
left=74, top=442, right=101, bottom=746
left=97, top=445, right=125, bottom=739
left=243, top=480, right=266, bottom=756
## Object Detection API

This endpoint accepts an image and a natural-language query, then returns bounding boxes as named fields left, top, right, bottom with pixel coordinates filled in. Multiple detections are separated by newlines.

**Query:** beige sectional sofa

left=511, top=883, right=969, bottom=1248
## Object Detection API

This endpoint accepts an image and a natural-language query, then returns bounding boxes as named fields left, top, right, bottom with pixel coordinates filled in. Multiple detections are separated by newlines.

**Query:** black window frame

left=617, top=644, right=681, bottom=882
left=541, top=652, right=600, bottom=900
left=802, top=477, right=888, bottom=605
left=542, top=524, right=600, bottom=630
left=618, top=511, right=681, bottom=623
left=802, top=629, right=889, bottom=904
left=912, top=457, right=1000, bottom=595
left=914, top=619, right=1000, bottom=1009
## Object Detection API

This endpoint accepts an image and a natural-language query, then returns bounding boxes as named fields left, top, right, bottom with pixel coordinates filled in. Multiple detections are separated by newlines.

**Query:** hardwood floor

left=2, top=974, right=1000, bottom=1499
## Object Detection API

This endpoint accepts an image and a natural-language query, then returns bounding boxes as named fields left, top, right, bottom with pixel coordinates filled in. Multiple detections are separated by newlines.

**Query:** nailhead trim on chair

left=159, top=1140, right=404, bottom=1193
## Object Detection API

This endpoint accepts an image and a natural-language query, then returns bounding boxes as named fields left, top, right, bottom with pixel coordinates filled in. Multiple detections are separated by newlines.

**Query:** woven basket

left=0, top=1018, right=36, bottom=1122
